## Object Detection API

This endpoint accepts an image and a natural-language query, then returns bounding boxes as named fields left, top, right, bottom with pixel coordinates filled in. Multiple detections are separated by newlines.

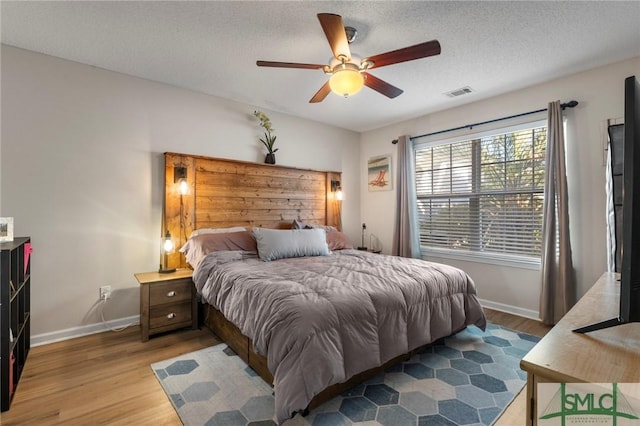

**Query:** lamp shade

left=329, top=65, right=364, bottom=97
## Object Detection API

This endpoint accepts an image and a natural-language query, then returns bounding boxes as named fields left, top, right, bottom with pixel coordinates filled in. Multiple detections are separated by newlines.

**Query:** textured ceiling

left=2, top=1, right=639, bottom=132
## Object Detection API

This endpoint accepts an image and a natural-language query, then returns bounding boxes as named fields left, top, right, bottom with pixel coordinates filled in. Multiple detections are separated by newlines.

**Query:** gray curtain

left=392, top=135, right=420, bottom=258
left=539, top=101, right=576, bottom=325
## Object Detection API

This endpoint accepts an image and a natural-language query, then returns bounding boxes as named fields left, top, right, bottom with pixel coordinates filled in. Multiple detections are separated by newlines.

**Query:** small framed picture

left=368, top=155, right=392, bottom=191
left=0, top=217, right=14, bottom=242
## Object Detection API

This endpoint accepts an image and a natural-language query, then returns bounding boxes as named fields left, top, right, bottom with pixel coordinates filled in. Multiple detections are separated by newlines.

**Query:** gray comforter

left=193, top=249, right=486, bottom=423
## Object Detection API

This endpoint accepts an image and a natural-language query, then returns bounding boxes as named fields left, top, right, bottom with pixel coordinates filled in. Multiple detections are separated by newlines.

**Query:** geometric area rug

left=151, top=324, right=540, bottom=426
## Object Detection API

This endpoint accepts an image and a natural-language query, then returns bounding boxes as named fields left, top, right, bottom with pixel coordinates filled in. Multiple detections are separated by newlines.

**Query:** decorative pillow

left=292, top=219, right=338, bottom=233
left=253, top=227, right=330, bottom=261
left=180, top=231, right=257, bottom=268
left=292, top=219, right=309, bottom=229
left=188, top=226, right=246, bottom=239
left=326, top=231, right=354, bottom=250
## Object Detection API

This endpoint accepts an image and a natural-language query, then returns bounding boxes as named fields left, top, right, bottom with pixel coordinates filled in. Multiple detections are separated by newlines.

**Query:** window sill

left=420, top=247, right=541, bottom=270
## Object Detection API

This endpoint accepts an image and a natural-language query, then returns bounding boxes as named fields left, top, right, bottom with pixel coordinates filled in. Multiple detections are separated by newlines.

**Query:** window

left=414, top=121, right=547, bottom=264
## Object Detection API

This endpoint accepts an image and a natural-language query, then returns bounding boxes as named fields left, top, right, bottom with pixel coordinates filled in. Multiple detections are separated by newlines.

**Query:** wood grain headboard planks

left=163, top=152, right=341, bottom=269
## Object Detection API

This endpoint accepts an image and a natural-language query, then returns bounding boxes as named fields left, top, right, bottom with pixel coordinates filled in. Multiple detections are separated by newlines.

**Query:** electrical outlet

left=99, top=286, right=111, bottom=300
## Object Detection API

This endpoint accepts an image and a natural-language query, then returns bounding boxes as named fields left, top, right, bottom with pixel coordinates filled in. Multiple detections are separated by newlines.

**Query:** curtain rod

left=391, top=100, right=579, bottom=144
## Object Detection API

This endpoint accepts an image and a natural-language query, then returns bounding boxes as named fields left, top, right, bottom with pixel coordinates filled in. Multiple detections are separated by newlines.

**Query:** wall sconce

left=159, top=230, right=176, bottom=274
left=174, top=165, right=188, bottom=195
left=331, top=179, right=343, bottom=201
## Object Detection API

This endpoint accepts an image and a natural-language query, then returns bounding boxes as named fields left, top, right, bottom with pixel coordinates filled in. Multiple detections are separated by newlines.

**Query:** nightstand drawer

left=149, top=301, right=192, bottom=329
left=149, top=279, right=192, bottom=305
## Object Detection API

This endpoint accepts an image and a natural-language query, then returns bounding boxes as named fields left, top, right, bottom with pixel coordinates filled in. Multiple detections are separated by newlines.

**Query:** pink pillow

left=180, top=231, right=257, bottom=267
left=326, top=231, right=354, bottom=250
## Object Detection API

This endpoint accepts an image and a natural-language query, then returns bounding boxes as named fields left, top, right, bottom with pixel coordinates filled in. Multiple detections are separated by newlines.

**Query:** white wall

left=361, top=56, right=640, bottom=318
left=0, top=45, right=360, bottom=338
left=3, top=43, right=637, bottom=339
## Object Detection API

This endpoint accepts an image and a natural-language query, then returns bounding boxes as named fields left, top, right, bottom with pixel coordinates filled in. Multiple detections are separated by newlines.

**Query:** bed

left=162, top=153, right=487, bottom=423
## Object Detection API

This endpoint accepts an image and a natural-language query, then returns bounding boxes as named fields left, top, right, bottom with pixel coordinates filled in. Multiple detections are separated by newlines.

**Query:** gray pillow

left=253, top=228, right=330, bottom=261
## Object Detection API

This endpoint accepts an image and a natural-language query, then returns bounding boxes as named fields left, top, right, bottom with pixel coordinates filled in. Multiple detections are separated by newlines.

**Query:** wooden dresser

left=520, top=272, right=640, bottom=425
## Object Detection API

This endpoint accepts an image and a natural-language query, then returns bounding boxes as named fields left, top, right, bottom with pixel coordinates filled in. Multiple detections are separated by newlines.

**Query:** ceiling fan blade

left=363, top=40, right=441, bottom=69
left=257, top=60, right=325, bottom=70
left=317, top=13, right=351, bottom=60
left=363, top=72, right=404, bottom=98
left=309, top=81, right=332, bottom=103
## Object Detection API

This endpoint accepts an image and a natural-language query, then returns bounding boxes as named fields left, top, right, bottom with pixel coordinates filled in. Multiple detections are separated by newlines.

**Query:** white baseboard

left=30, top=301, right=536, bottom=347
left=479, top=298, right=540, bottom=321
left=31, top=315, right=140, bottom=347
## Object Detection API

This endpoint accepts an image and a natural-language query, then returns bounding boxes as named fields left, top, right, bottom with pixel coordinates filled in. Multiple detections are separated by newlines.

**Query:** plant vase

left=265, top=153, right=276, bottom=164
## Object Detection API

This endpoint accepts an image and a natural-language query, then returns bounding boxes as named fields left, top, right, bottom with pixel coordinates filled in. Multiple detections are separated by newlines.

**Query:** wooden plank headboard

left=163, top=152, right=342, bottom=269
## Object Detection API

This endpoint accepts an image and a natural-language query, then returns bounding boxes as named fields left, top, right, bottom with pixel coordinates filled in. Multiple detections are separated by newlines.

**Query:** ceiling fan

left=256, top=13, right=441, bottom=103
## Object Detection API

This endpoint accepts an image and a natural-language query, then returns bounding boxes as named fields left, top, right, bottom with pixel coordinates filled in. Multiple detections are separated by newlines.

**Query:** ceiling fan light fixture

left=329, top=63, right=364, bottom=97
left=257, top=13, right=442, bottom=103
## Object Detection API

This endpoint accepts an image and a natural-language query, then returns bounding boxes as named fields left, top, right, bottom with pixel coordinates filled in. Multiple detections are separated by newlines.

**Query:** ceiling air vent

left=444, top=86, right=474, bottom=98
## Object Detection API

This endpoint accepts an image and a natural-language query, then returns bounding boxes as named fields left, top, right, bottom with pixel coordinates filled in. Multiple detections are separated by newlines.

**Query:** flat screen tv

left=574, top=75, right=640, bottom=333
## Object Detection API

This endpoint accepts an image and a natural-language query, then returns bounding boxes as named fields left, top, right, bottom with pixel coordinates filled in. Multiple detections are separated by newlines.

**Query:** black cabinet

left=1, top=237, right=31, bottom=411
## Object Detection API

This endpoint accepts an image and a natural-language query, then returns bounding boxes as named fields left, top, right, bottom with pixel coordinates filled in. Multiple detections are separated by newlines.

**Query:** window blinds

left=414, top=124, right=547, bottom=258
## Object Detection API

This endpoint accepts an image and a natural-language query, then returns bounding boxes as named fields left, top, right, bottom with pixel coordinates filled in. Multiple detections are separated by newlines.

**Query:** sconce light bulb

left=179, top=179, right=189, bottom=195
left=163, top=237, right=174, bottom=253
left=336, top=188, right=343, bottom=201
left=180, top=179, right=189, bottom=195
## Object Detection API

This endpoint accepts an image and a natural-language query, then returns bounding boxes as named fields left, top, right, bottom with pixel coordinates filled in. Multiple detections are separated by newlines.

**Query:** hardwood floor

left=1, top=308, right=550, bottom=425
left=1, top=327, right=219, bottom=425
left=484, top=308, right=551, bottom=338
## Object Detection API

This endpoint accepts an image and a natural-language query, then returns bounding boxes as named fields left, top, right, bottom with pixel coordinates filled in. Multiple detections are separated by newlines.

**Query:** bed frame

left=162, top=152, right=423, bottom=414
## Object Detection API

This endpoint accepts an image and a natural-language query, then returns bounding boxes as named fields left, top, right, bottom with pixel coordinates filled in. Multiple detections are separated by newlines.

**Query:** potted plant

left=253, top=110, right=278, bottom=164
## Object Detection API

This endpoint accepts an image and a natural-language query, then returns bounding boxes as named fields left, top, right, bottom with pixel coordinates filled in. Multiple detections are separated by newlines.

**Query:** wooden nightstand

left=134, top=269, right=197, bottom=342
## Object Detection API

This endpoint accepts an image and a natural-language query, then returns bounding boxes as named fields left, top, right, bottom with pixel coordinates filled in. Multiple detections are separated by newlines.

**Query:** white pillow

left=253, top=228, right=330, bottom=261
left=188, top=226, right=246, bottom=239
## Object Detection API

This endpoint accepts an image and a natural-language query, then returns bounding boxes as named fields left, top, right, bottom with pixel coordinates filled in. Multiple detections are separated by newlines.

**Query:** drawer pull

left=166, top=291, right=176, bottom=297
left=167, top=313, right=176, bottom=319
